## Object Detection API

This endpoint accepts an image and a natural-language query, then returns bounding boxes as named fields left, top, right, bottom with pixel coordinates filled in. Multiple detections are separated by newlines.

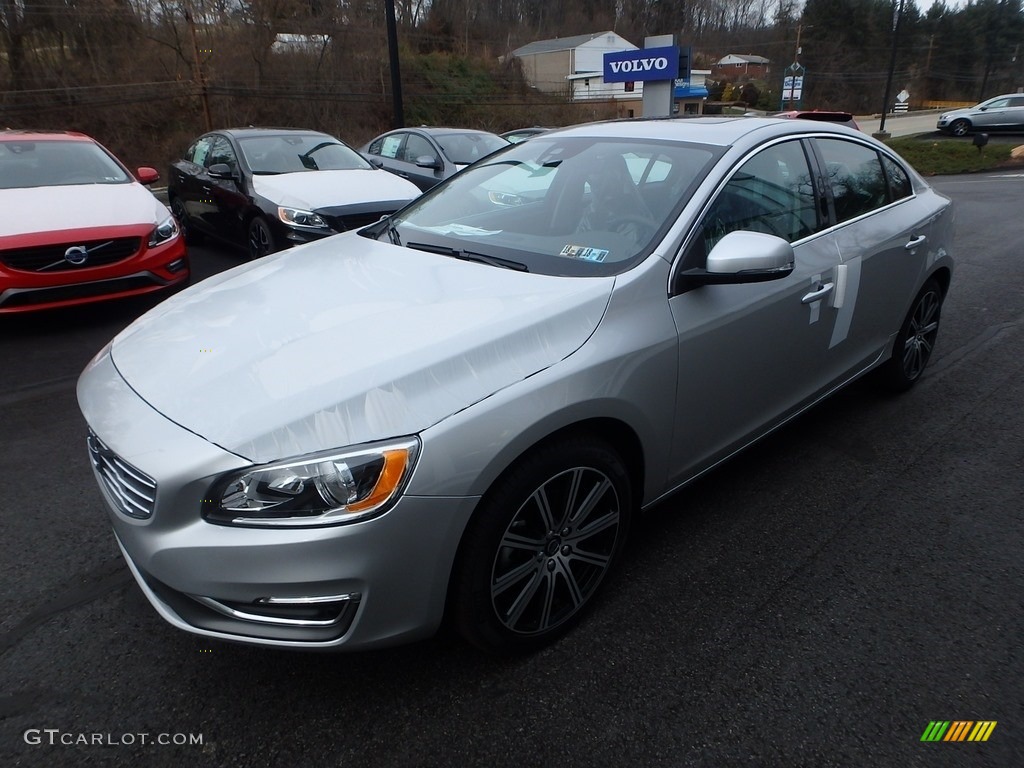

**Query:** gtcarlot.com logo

left=24, top=729, right=203, bottom=747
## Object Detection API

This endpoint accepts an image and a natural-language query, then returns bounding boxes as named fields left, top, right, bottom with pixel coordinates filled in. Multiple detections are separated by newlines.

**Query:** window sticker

left=559, top=244, right=609, bottom=263
left=381, top=136, right=403, bottom=159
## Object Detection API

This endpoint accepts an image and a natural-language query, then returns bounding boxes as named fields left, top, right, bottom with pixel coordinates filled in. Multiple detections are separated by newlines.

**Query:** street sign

left=780, top=63, right=806, bottom=108
left=894, top=89, right=910, bottom=113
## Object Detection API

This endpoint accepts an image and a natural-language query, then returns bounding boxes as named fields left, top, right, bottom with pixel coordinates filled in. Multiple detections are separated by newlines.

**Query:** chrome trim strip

left=190, top=593, right=361, bottom=627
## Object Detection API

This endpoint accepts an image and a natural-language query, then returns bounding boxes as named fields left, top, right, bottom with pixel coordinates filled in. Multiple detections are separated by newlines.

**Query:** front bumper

left=0, top=230, right=187, bottom=313
left=78, top=348, right=477, bottom=650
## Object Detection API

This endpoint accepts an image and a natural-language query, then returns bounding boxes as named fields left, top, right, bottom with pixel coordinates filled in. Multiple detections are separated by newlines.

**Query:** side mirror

left=208, top=163, right=236, bottom=180
left=136, top=166, right=160, bottom=185
left=415, top=155, right=442, bottom=170
left=678, top=231, right=795, bottom=290
left=363, top=153, right=384, bottom=169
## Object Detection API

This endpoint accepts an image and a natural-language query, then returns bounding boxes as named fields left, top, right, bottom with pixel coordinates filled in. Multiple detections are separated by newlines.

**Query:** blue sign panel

left=603, top=45, right=680, bottom=83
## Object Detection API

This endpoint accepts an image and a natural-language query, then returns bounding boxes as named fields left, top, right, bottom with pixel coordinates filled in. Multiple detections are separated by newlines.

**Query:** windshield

left=368, top=135, right=720, bottom=277
left=434, top=132, right=509, bottom=165
left=239, top=134, right=372, bottom=174
left=0, top=140, right=130, bottom=189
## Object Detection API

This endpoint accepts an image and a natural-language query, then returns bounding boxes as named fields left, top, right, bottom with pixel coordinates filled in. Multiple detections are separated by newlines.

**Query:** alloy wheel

left=489, top=466, right=622, bottom=636
left=901, top=286, right=941, bottom=381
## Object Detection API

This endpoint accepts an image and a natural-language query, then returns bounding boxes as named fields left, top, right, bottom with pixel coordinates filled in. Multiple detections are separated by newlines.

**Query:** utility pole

left=876, top=0, right=905, bottom=139
left=385, top=0, right=404, bottom=129
left=184, top=4, right=212, bottom=132
left=784, top=24, right=810, bottom=110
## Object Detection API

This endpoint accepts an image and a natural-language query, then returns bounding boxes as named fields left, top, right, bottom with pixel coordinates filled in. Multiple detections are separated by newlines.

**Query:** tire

left=247, top=216, right=276, bottom=260
left=169, top=196, right=204, bottom=245
left=949, top=119, right=971, bottom=137
left=452, top=435, right=632, bottom=654
left=877, top=278, right=943, bottom=392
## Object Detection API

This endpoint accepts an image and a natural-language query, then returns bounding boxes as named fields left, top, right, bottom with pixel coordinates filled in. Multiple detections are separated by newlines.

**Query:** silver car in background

left=936, top=93, right=1024, bottom=136
left=78, top=117, right=954, bottom=654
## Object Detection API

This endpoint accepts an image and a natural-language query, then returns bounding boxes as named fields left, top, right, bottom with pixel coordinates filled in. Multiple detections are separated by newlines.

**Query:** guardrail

left=917, top=100, right=974, bottom=109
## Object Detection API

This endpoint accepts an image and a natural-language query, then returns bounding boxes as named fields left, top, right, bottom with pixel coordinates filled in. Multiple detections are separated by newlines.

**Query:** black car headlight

left=149, top=215, right=179, bottom=247
left=278, top=206, right=330, bottom=230
left=203, top=438, right=420, bottom=527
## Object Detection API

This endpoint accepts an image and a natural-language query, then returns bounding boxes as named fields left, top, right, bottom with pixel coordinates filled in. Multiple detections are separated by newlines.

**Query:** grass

left=885, top=135, right=1024, bottom=175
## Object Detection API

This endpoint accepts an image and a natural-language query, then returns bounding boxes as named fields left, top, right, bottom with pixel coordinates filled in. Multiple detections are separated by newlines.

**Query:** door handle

left=802, top=282, right=834, bottom=304
left=905, top=235, right=927, bottom=250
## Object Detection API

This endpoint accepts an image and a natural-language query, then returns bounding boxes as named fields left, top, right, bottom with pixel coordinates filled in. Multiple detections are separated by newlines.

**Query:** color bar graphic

left=921, top=721, right=997, bottom=742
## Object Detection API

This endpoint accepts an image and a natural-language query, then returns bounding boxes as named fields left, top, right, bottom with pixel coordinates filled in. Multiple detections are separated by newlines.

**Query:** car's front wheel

left=452, top=435, right=632, bottom=654
left=877, top=278, right=943, bottom=392
left=170, top=197, right=204, bottom=245
left=949, top=118, right=971, bottom=137
left=247, top=216, right=276, bottom=260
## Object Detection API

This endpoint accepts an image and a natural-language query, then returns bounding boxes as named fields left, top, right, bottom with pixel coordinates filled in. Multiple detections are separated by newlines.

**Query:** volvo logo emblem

left=64, top=245, right=89, bottom=265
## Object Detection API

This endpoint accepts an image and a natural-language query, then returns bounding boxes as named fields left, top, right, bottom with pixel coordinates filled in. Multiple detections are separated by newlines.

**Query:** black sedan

left=168, top=128, right=420, bottom=259
left=360, top=127, right=508, bottom=191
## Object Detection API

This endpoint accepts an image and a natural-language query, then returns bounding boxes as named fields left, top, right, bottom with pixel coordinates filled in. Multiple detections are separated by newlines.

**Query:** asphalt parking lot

left=1, top=172, right=1022, bottom=767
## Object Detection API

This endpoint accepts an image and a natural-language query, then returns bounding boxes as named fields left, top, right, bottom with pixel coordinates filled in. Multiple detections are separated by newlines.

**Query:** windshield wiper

left=406, top=242, right=528, bottom=271
left=386, top=218, right=402, bottom=246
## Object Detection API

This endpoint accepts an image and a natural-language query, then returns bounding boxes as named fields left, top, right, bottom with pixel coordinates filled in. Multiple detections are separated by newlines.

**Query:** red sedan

left=0, top=130, right=188, bottom=313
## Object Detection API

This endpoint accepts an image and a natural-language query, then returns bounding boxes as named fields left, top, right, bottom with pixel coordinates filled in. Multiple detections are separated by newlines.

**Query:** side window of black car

left=207, top=137, right=237, bottom=171
left=188, top=137, right=213, bottom=166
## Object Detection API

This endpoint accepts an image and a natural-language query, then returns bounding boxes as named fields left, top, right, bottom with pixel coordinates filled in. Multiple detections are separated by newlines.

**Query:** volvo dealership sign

left=604, top=45, right=679, bottom=83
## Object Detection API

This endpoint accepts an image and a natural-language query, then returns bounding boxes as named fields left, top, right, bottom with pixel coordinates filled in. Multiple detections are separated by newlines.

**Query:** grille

left=317, top=201, right=406, bottom=233
left=87, top=430, right=157, bottom=520
left=0, top=274, right=161, bottom=309
left=1, top=237, right=142, bottom=272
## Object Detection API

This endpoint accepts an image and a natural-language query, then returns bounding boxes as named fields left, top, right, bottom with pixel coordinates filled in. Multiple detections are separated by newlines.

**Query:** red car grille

left=0, top=237, right=142, bottom=272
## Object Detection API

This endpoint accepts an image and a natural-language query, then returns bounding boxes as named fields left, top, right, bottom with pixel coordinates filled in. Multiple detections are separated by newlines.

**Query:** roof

left=511, top=31, right=620, bottom=57
left=717, top=54, right=770, bottom=65
left=0, top=130, right=93, bottom=142
left=548, top=115, right=860, bottom=148
left=214, top=127, right=334, bottom=139
left=375, top=127, right=503, bottom=138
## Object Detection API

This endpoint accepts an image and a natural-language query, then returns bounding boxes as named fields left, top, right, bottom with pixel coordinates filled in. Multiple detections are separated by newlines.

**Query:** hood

left=0, top=183, right=168, bottom=239
left=109, top=235, right=613, bottom=463
left=251, top=169, right=419, bottom=211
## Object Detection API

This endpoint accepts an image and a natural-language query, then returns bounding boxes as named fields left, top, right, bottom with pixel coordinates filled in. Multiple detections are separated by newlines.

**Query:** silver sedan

left=78, top=117, right=954, bottom=653
left=936, top=93, right=1024, bottom=136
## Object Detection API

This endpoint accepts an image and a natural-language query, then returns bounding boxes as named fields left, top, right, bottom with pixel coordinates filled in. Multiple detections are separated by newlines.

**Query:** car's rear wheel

left=247, top=216, right=276, bottom=260
left=950, top=119, right=971, bottom=137
left=452, top=435, right=631, bottom=654
left=877, top=278, right=943, bottom=392
left=170, top=197, right=204, bottom=245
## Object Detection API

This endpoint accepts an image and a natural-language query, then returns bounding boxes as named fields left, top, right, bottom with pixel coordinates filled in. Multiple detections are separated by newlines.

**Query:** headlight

left=149, top=214, right=179, bottom=247
left=203, top=438, right=420, bottom=527
left=278, top=206, right=329, bottom=229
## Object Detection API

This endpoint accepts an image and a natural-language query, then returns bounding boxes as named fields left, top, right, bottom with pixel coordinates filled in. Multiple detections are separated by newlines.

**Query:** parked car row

left=1, top=123, right=518, bottom=313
